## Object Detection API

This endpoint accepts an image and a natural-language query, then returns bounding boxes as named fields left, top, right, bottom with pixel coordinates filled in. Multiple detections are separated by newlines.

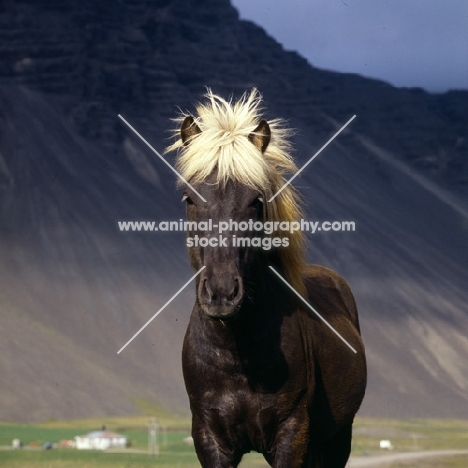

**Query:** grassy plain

left=0, top=416, right=467, bottom=467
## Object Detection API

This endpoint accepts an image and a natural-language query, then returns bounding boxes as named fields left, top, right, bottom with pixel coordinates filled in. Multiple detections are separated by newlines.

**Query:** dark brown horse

left=168, top=90, right=366, bottom=467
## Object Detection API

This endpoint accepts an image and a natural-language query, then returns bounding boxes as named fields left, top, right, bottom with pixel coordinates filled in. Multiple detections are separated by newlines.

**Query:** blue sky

left=231, top=0, right=468, bottom=93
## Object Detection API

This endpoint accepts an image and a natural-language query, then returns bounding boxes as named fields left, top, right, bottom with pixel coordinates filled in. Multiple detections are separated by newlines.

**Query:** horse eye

left=249, top=196, right=264, bottom=208
left=182, top=194, right=195, bottom=205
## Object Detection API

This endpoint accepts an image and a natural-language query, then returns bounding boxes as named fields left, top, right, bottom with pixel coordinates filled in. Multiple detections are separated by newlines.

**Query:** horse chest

left=183, top=314, right=311, bottom=449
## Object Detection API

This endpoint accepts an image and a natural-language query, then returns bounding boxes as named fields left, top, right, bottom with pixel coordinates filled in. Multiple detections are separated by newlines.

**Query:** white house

left=379, top=439, right=394, bottom=450
left=75, top=430, right=127, bottom=450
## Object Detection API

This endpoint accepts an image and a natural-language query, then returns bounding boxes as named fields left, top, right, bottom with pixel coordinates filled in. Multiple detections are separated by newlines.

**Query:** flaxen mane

left=167, top=89, right=306, bottom=294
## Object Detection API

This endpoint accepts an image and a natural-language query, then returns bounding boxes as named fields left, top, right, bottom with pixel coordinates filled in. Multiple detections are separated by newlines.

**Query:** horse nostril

left=234, top=279, right=239, bottom=300
left=230, top=277, right=242, bottom=304
left=233, top=278, right=239, bottom=300
left=226, top=279, right=238, bottom=302
left=202, top=278, right=213, bottom=304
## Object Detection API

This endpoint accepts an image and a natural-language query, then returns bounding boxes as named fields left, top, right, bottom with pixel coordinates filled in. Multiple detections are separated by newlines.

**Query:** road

left=237, top=450, right=468, bottom=467
left=349, top=449, right=468, bottom=467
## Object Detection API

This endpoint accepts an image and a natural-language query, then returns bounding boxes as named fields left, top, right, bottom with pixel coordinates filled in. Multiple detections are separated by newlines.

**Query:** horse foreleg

left=267, top=416, right=310, bottom=468
left=191, top=414, right=243, bottom=468
left=319, top=423, right=352, bottom=468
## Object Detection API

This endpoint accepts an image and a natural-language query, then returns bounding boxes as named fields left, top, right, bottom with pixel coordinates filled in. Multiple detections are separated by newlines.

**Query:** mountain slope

left=0, top=0, right=467, bottom=421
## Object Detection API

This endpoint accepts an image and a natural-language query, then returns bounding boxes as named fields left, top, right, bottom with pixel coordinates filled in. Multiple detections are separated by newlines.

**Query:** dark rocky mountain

left=0, top=0, right=467, bottom=422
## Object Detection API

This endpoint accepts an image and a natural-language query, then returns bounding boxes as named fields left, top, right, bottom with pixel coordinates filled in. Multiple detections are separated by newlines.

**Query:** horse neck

left=245, top=249, right=285, bottom=297
left=227, top=251, right=291, bottom=328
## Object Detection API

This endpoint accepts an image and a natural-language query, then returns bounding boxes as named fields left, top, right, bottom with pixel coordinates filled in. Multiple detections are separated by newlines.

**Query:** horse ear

left=181, top=116, right=201, bottom=145
left=248, top=119, right=271, bottom=153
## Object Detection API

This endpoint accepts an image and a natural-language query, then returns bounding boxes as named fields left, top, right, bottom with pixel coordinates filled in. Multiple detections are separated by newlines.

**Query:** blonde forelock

left=166, top=88, right=307, bottom=295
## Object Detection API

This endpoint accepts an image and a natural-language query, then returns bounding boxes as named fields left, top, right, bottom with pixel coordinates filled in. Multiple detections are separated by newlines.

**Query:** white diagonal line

left=118, top=114, right=207, bottom=203
left=268, top=115, right=356, bottom=202
left=268, top=266, right=357, bottom=353
left=117, top=266, right=206, bottom=354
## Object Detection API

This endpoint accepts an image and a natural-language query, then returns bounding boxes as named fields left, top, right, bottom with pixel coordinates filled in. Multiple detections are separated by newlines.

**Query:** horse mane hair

left=166, top=89, right=306, bottom=295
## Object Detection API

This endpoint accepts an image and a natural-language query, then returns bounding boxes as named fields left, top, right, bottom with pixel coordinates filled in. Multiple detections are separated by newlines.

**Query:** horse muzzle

left=198, top=275, right=243, bottom=320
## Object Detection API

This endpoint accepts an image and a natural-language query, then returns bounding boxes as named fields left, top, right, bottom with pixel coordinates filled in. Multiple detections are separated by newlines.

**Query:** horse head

left=180, top=116, right=271, bottom=320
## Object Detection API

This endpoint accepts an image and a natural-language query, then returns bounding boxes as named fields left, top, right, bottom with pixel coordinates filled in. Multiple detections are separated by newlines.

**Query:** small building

left=75, top=430, right=127, bottom=450
left=183, top=436, right=194, bottom=446
left=12, top=439, right=22, bottom=449
left=379, top=439, right=394, bottom=450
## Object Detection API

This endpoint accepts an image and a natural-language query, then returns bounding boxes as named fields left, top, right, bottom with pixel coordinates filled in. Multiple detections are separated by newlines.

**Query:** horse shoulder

left=302, top=264, right=366, bottom=429
left=302, top=264, right=361, bottom=332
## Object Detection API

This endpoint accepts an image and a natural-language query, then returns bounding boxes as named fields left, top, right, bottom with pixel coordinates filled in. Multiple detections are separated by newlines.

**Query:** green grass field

left=0, top=416, right=467, bottom=467
left=352, top=417, right=468, bottom=452
left=388, top=456, right=468, bottom=468
left=351, top=418, right=468, bottom=468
